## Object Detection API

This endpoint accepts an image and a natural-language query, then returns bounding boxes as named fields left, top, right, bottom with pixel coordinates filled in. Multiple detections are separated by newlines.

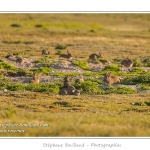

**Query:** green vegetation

left=72, top=60, right=92, bottom=71
left=121, top=74, right=150, bottom=85
left=104, top=64, right=120, bottom=72
left=0, top=62, right=16, bottom=70
left=10, top=23, right=21, bottom=27
left=105, top=86, right=136, bottom=94
left=55, top=44, right=67, bottom=50
left=74, top=80, right=104, bottom=95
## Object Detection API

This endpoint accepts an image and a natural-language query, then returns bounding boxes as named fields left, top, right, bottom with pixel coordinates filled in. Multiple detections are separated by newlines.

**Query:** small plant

left=55, top=44, right=67, bottom=50
left=142, top=57, right=150, bottom=67
left=11, top=23, right=21, bottom=27
left=13, top=52, right=21, bottom=56
left=72, top=60, right=92, bottom=71
left=35, top=24, right=43, bottom=28
left=133, top=60, right=142, bottom=67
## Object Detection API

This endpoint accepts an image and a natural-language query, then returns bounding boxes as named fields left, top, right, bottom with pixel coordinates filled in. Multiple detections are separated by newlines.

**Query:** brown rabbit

left=42, top=50, right=50, bottom=55
left=73, top=89, right=80, bottom=96
left=59, top=50, right=73, bottom=60
left=103, top=72, right=120, bottom=85
left=63, top=75, right=71, bottom=88
left=121, top=57, right=133, bottom=68
left=75, top=76, right=84, bottom=83
left=88, top=52, right=102, bottom=60
left=29, top=72, right=40, bottom=84
left=59, top=85, right=75, bottom=95
left=16, top=56, right=24, bottom=65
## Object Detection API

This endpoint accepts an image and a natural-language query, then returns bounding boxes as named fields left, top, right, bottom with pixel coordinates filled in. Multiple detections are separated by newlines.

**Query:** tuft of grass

left=55, top=44, right=67, bottom=50
left=35, top=24, right=43, bottom=28
left=11, top=23, right=21, bottom=27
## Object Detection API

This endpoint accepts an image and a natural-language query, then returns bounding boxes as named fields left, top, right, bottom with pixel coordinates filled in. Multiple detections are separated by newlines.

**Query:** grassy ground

left=0, top=14, right=150, bottom=137
left=0, top=91, right=150, bottom=136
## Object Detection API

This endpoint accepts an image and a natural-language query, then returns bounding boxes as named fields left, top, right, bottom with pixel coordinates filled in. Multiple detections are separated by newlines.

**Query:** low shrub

left=104, top=64, right=120, bottom=72
left=0, top=62, right=16, bottom=70
left=133, top=60, right=142, bottom=67
left=74, top=80, right=104, bottom=95
left=105, top=86, right=136, bottom=94
left=121, top=74, right=150, bottom=85
left=129, top=68, right=145, bottom=74
left=72, top=60, right=92, bottom=71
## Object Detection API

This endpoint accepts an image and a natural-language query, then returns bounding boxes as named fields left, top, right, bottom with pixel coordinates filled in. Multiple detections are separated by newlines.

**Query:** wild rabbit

left=59, top=50, right=73, bottom=60
left=42, top=50, right=50, bottom=55
left=121, top=57, right=133, bottom=69
left=88, top=52, right=102, bottom=60
left=29, top=72, right=40, bottom=84
left=59, top=85, right=75, bottom=95
left=63, top=75, right=71, bottom=88
left=103, top=72, right=120, bottom=85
